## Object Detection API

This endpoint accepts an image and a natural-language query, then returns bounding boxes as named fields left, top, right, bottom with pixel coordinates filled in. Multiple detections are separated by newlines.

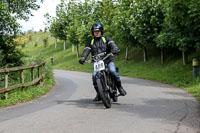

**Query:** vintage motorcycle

left=87, top=52, right=119, bottom=108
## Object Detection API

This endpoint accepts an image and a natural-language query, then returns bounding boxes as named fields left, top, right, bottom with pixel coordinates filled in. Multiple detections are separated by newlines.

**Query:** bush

left=34, top=42, right=38, bottom=47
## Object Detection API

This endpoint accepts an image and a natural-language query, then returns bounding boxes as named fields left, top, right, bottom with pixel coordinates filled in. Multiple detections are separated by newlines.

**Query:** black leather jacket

left=81, top=36, right=119, bottom=64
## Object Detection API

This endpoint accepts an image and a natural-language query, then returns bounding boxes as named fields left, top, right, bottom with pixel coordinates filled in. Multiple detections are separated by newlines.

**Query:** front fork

left=95, top=71, right=109, bottom=91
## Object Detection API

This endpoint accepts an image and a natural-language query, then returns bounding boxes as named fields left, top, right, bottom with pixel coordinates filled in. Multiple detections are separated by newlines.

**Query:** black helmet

left=91, top=22, right=103, bottom=35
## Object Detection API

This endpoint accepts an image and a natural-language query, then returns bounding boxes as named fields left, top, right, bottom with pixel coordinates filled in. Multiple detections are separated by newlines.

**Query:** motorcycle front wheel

left=96, top=78, right=111, bottom=108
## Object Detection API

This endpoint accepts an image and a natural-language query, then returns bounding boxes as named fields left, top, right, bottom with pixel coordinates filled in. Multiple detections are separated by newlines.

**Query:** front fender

left=95, top=72, right=102, bottom=79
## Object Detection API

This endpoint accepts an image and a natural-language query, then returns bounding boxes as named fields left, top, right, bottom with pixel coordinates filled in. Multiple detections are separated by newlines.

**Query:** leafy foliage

left=0, top=0, right=40, bottom=68
left=45, top=0, right=200, bottom=64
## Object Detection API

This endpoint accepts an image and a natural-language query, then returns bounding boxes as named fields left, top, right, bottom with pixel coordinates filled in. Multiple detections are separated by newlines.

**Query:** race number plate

left=94, top=60, right=105, bottom=71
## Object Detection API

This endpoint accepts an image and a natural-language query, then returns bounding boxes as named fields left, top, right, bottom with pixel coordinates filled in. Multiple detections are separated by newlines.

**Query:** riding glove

left=79, top=57, right=85, bottom=64
left=111, top=47, right=120, bottom=55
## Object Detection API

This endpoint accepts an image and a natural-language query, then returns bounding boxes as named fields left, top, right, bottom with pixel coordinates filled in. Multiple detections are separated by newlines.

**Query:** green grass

left=11, top=32, right=200, bottom=104
left=116, top=58, right=192, bottom=87
left=0, top=79, right=53, bottom=108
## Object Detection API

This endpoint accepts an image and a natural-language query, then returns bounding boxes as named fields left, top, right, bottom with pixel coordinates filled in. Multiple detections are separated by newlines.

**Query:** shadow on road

left=56, top=99, right=120, bottom=109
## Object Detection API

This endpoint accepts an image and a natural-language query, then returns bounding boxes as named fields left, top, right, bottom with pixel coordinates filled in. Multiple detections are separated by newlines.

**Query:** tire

left=96, top=78, right=111, bottom=108
left=111, top=85, right=118, bottom=102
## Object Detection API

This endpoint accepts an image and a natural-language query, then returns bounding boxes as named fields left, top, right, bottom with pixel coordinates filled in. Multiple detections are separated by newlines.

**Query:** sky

left=18, top=0, right=61, bottom=32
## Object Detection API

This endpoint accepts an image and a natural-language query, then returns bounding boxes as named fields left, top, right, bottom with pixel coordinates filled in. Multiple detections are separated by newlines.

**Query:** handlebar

left=101, top=53, right=113, bottom=61
left=85, top=52, right=113, bottom=63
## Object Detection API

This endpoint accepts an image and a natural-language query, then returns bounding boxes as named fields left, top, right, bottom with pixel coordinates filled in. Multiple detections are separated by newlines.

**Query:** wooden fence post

left=20, top=70, right=24, bottom=91
left=31, top=68, right=34, bottom=81
left=38, top=66, right=40, bottom=77
left=40, top=64, right=45, bottom=85
left=0, top=61, right=46, bottom=96
left=38, top=66, right=42, bottom=85
left=4, top=72, right=8, bottom=100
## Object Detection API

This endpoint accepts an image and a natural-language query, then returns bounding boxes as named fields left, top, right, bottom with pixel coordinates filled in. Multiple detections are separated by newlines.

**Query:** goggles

left=94, top=29, right=101, bottom=32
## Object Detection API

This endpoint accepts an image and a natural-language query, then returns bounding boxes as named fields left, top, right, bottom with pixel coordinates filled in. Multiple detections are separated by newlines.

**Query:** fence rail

left=0, top=61, right=46, bottom=99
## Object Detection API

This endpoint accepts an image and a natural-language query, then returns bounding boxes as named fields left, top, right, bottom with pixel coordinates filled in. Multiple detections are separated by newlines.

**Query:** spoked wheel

left=96, top=78, right=111, bottom=108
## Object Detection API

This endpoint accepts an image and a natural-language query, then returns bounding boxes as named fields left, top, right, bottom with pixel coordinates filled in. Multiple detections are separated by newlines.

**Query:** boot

left=93, top=87, right=101, bottom=102
left=115, top=80, right=127, bottom=96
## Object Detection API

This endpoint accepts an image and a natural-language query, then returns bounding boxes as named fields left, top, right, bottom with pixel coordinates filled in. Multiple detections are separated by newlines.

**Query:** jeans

left=92, top=61, right=120, bottom=88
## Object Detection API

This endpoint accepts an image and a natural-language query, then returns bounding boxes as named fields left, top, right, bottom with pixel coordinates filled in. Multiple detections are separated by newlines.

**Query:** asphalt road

left=0, top=70, right=199, bottom=133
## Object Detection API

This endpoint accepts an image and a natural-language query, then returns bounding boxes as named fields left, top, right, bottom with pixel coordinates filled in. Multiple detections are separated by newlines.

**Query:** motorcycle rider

left=79, top=22, right=127, bottom=101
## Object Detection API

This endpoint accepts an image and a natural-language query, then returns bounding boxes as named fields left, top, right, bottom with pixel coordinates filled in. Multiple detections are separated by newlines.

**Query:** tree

left=187, top=0, right=200, bottom=50
left=65, top=1, right=81, bottom=57
left=114, top=0, right=137, bottom=62
left=56, top=1, right=69, bottom=50
left=0, top=0, right=41, bottom=67
left=49, top=20, right=61, bottom=48
left=76, top=0, right=94, bottom=45
left=129, top=0, right=164, bottom=62
left=157, top=0, right=194, bottom=65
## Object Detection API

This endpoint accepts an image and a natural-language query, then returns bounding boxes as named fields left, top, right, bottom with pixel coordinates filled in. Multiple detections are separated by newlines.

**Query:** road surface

left=0, top=70, right=199, bottom=133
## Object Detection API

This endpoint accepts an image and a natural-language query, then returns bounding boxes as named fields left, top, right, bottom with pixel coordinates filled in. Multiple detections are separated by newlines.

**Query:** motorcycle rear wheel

left=96, top=78, right=111, bottom=108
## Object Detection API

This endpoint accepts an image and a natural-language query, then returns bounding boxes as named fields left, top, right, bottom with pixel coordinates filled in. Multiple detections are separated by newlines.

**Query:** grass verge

left=0, top=77, right=54, bottom=109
